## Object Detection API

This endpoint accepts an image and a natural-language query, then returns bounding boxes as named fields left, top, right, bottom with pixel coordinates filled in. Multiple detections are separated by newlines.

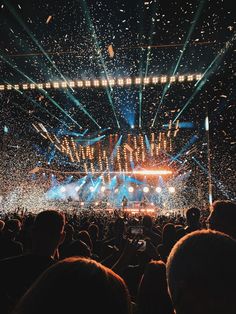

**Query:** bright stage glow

left=101, top=186, right=106, bottom=192
left=128, top=186, right=134, bottom=193
left=132, top=170, right=172, bottom=175
left=155, top=187, right=162, bottom=193
left=60, top=186, right=66, bottom=193
left=75, top=186, right=80, bottom=192
left=168, top=186, right=176, bottom=193
left=80, top=202, right=84, bottom=206
left=143, top=186, right=149, bottom=193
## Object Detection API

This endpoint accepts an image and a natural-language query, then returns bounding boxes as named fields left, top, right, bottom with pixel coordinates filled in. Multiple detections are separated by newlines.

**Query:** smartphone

left=137, top=239, right=146, bottom=252
left=130, top=226, right=143, bottom=236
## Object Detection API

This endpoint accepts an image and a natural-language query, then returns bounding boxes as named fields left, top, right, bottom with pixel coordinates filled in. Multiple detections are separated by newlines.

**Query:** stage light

left=94, top=80, right=100, bottom=87
left=14, top=85, right=19, bottom=90
left=109, top=79, right=115, bottom=86
left=178, top=75, right=185, bottom=82
left=95, top=202, right=99, bottom=206
left=143, top=186, right=149, bottom=193
left=135, top=77, right=141, bottom=84
left=30, top=83, right=35, bottom=89
left=143, top=77, right=150, bottom=84
left=61, top=82, right=67, bottom=88
left=80, top=202, right=84, bottom=206
left=85, top=80, right=91, bottom=87
left=7, top=85, right=12, bottom=90
left=77, top=81, right=83, bottom=87
left=60, top=186, right=66, bottom=193
left=128, top=186, right=134, bottom=193
left=101, top=186, right=106, bottom=192
left=89, top=186, right=95, bottom=192
left=118, top=78, right=124, bottom=85
left=168, top=186, right=175, bottom=193
left=131, top=125, right=134, bottom=129
left=160, top=76, right=167, bottom=83
left=132, top=170, right=172, bottom=175
left=187, top=75, right=193, bottom=81
left=196, top=74, right=202, bottom=80
left=156, top=187, right=162, bottom=193
left=152, top=77, right=159, bottom=84
left=22, top=84, right=28, bottom=90
left=53, top=82, right=59, bottom=88
left=69, top=81, right=75, bottom=87
left=126, top=78, right=132, bottom=85
left=170, top=76, right=176, bottom=83
left=45, top=83, right=51, bottom=89
left=101, top=80, right=107, bottom=86
left=37, top=83, right=43, bottom=89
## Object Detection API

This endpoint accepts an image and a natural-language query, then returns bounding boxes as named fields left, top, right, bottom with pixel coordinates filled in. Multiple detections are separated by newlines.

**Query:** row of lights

left=0, top=74, right=202, bottom=91
left=61, top=185, right=175, bottom=194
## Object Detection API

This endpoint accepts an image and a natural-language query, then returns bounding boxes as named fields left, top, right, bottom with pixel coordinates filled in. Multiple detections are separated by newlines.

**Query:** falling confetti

left=46, top=15, right=52, bottom=24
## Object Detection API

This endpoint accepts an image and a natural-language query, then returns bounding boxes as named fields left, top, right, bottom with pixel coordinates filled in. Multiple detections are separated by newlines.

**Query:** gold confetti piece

left=46, top=15, right=52, bottom=24
left=108, top=44, right=114, bottom=58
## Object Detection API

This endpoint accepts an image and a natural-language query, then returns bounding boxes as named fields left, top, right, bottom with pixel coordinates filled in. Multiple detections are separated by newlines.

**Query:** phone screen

left=130, top=226, right=143, bottom=236
left=137, top=240, right=146, bottom=251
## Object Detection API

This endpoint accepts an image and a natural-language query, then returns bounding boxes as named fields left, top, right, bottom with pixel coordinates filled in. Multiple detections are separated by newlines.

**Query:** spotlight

left=94, top=80, right=100, bottom=87
left=101, top=80, right=108, bottom=86
left=37, top=83, right=43, bottom=89
left=196, top=74, right=202, bottom=80
left=85, top=80, right=91, bottom=87
left=143, top=77, right=150, bottom=84
left=170, top=76, right=176, bottom=83
left=187, top=75, right=193, bottom=81
left=135, top=77, right=141, bottom=84
left=7, top=85, right=12, bottom=90
left=152, top=77, right=159, bottom=84
left=178, top=75, right=185, bottom=82
left=101, top=186, right=106, bottom=192
left=30, top=84, right=35, bottom=89
left=61, top=82, right=67, bottom=88
left=168, top=186, right=175, bottom=193
left=89, top=186, right=95, bottom=192
left=22, top=84, right=28, bottom=90
left=126, top=78, right=132, bottom=85
left=80, top=202, right=84, bottom=206
left=77, top=81, right=83, bottom=87
left=14, top=85, right=19, bottom=90
left=95, top=202, right=99, bottom=206
left=117, top=79, right=124, bottom=86
left=69, top=81, right=75, bottom=87
left=128, top=186, right=134, bottom=193
left=155, top=187, right=162, bottom=193
left=143, top=186, right=149, bottom=193
left=60, top=186, right=66, bottom=193
left=53, top=82, right=59, bottom=88
left=160, top=76, right=167, bottom=83
left=45, top=83, right=51, bottom=89
left=109, top=79, right=115, bottom=86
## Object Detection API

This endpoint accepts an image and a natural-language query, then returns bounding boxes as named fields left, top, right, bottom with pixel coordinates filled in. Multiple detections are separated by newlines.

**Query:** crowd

left=0, top=200, right=236, bottom=314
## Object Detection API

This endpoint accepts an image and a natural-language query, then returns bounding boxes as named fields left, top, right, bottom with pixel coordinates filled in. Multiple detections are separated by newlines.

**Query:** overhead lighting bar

left=0, top=74, right=202, bottom=92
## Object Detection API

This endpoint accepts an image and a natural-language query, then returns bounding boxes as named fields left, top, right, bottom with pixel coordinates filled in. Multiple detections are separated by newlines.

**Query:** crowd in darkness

left=0, top=200, right=236, bottom=314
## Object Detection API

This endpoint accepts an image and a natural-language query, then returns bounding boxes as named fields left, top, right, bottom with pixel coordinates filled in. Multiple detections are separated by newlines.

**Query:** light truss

left=0, top=73, right=203, bottom=92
